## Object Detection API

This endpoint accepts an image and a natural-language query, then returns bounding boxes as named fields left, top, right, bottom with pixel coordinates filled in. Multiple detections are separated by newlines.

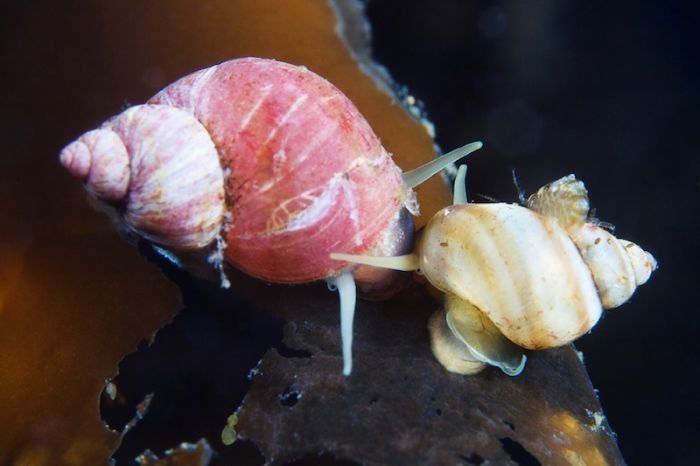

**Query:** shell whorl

left=60, top=104, right=226, bottom=251
left=60, top=58, right=411, bottom=284
left=59, top=128, right=130, bottom=202
left=528, top=174, right=657, bottom=308
left=572, top=224, right=657, bottom=309
left=620, top=239, right=657, bottom=285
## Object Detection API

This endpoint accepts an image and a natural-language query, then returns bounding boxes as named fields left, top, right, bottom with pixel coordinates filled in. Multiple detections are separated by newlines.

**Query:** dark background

left=367, top=1, right=699, bottom=464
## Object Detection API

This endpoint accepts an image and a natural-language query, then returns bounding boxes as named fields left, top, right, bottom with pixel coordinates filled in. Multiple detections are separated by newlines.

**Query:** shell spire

left=61, top=105, right=226, bottom=251
left=60, top=128, right=130, bottom=202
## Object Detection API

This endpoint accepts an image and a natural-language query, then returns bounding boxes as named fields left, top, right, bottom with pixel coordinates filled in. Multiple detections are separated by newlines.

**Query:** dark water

left=368, top=1, right=700, bottom=464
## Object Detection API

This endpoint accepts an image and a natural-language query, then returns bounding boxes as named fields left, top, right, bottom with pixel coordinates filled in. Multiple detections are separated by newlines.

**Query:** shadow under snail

left=60, top=57, right=656, bottom=377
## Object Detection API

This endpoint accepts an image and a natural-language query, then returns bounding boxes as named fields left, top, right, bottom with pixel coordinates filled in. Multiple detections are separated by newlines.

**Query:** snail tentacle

left=327, top=270, right=357, bottom=376
left=330, top=253, right=419, bottom=272
left=401, top=141, right=483, bottom=189
left=453, top=164, right=468, bottom=205
left=511, top=169, right=528, bottom=206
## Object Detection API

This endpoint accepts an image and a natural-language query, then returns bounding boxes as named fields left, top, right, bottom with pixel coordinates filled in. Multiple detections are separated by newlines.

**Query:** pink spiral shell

left=60, top=58, right=414, bottom=284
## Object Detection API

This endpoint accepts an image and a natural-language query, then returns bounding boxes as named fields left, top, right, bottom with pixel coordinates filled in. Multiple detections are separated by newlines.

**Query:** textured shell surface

left=61, top=105, right=226, bottom=250
left=527, top=174, right=590, bottom=232
left=619, top=239, right=657, bottom=285
left=60, top=127, right=131, bottom=202
left=62, top=58, right=413, bottom=284
left=418, top=203, right=603, bottom=349
left=150, top=58, right=411, bottom=283
left=113, top=105, right=226, bottom=250
left=572, top=223, right=653, bottom=309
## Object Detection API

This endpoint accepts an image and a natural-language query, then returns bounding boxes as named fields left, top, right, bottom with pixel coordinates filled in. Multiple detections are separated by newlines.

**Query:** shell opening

left=428, top=309, right=486, bottom=375
left=445, top=296, right=526, bottom=376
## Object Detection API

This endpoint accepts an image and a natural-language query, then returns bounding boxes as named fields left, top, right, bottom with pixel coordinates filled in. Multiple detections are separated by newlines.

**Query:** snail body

left=334, top=170, right=657, bottom=375
left=60, top=57, right=482, bottom=375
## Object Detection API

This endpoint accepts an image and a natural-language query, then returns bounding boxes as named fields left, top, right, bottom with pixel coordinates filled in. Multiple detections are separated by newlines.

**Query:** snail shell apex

left=62, top=105, right=226, bottom=251
left=60, top=127, right=130, bottom=202
left=620, top=239, right=657, bottom=285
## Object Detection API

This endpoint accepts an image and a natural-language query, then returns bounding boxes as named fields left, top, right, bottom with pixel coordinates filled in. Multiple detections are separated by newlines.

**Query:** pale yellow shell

left=572, top=224, right=656, bottom=309
left=619, top=239, right=658, bottom=286
left=421, top=175, right=656, bottom=375
left=419, top=203, right=603, bottom=350
left=332, top=172, right=656, bottom=376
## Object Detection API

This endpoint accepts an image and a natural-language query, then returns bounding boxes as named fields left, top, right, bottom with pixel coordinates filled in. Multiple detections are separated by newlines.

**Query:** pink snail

left=59, top=57, right=482, bottom=376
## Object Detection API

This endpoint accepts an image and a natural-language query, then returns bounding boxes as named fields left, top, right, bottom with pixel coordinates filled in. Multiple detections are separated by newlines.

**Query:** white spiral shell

left=332, top=172, right=657, bottom=376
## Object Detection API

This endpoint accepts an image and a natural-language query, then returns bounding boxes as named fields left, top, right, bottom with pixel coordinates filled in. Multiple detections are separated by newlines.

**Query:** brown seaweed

left=0, top=1, right=624, bottom=464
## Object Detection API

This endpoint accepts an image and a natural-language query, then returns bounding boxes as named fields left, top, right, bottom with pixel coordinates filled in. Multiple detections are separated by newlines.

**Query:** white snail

left=332, top=169, right=657, bottom=375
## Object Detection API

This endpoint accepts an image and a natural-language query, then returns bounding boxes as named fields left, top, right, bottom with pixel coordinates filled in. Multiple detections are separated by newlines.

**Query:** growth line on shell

left=263, top=93, right=308, bottom=145
left=239, top=83, right=273, bottom=130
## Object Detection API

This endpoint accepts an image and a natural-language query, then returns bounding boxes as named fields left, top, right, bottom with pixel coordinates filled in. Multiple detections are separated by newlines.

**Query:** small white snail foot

left=327, top=269, right=357, bottom=376
left=401, top=141, right=483, bottom=189
left=444, top=295, right=526, bottom=376
left=428, top=309, right=486, bottom=375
